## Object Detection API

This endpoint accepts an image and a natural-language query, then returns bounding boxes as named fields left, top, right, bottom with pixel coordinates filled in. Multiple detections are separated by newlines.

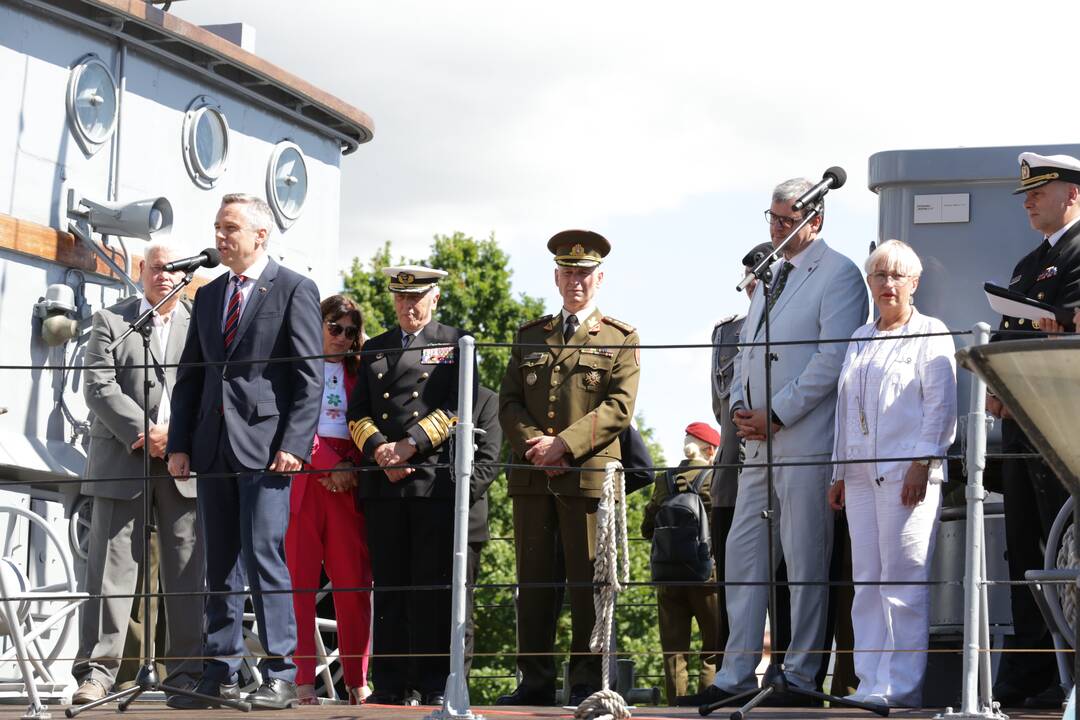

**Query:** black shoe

left=402, top=689, right=422, bottom=706
left=245, top=678, right=298, bottom=710
left=992, top=684, right=1029, bottom=708
left=568, top=684, right=599, bottom=706
left=674, top=685, right=736, bottom=707
left=165, top=679, right=241, bottom=710
left=366, top=689, right=404, bottom=705
left=496, top=684, right=557, bottom=706
left=424, top=692, right=445, bottom=706
left=1024, top=684, right=1066, bottom=710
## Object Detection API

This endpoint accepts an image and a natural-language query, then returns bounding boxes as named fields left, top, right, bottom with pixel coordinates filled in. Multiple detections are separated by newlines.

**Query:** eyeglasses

left=867, top=271, right=912, bottom=285
left=763, top=210, right=802, bottom=230
left=326, top=321, right=359, bottom=340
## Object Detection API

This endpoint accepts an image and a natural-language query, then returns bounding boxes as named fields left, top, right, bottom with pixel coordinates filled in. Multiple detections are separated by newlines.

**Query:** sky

left=175, top=0, right=1080, bottom=461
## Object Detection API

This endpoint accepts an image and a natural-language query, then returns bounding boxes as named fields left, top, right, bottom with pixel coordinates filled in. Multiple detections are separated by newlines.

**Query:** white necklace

left=854, top=309, right=913, bottom=435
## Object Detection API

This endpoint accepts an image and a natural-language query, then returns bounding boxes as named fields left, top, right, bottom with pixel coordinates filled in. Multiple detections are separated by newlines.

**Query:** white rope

left=1056, top=523, right=1077, bottom=632
left=574, top=688, right=632, bottom=720
left=579, top=462, right=631, bottom=720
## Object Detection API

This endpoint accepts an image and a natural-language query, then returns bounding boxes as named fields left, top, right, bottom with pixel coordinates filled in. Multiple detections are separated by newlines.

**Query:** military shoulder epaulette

left=601, top=316, right=635, bottom=334
left=713, top=314, right=739, bottom=328
left=519, top=314, right=553, bottom=331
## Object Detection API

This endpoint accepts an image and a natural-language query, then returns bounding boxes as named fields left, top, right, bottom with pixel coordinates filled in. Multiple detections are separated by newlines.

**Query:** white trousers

left=845, top=460, right=940, bottom=707
left=713, top=443, right=833, bottom=692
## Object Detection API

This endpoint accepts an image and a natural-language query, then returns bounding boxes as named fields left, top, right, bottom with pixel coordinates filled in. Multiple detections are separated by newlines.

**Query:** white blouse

left=318, top=361, right=350, bottom=439
left=832, top=309, right=957, bottom=484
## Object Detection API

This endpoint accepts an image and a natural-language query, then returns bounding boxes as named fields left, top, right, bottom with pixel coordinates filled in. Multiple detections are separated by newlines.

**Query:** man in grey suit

left=679, top=177, right=867, bottom=706
left=71, top=242, right=203, bottom=704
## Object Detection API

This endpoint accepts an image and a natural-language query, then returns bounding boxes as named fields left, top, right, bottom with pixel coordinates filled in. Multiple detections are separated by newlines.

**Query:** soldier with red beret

left=641, top=422, right=722, bottom=703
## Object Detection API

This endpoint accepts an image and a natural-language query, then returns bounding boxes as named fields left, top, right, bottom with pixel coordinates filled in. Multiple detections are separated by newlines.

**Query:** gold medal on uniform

left=526, top=371, right=537, bottom=386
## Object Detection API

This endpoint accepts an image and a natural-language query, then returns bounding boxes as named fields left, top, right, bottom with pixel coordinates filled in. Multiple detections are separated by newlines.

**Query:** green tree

left=341, top=242, right=396, bottom=338
left=341, top=232, right=546, bottom=390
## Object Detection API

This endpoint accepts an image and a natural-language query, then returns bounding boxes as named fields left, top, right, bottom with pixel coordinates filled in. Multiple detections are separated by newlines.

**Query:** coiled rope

left=578, top=461, right=631, bottom=720
left=1056, top=523, right=1077, bottom=632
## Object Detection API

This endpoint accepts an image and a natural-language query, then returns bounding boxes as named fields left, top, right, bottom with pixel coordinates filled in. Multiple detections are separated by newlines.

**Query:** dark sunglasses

left=326, top=321, right=359, bottom=340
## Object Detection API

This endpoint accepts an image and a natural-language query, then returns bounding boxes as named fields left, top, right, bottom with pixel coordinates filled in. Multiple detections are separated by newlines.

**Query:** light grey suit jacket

left=82, top=295, right=191, bottom=500
left=730, top=239, right=868, bottom=458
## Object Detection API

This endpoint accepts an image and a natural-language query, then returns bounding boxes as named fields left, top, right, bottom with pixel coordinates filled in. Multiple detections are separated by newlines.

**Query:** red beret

left=685, top=422, right=720, bottom=448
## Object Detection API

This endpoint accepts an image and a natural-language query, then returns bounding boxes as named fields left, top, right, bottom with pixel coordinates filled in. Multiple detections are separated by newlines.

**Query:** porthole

left=65, top=55, right=118, bottom=156
left=182, top=96, right=230, bottom=189
left=266, top=141, right=308, bottom=229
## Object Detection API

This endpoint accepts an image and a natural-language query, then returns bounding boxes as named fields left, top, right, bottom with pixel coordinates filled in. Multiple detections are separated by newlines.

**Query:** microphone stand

left=702, top=204, right=887, bottom=719
left=67, top=271, right=251, bottom=716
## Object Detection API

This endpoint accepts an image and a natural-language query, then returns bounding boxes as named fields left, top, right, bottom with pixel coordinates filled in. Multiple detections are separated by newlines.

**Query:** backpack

left=649, top=467, right=713, bottom=582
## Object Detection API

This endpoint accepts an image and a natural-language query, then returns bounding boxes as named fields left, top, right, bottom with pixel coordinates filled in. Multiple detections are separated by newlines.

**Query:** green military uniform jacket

left=499, top=308, right=640, bottom=498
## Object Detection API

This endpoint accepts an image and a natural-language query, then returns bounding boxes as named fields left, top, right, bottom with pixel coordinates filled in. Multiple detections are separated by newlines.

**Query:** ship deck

left=0, top=702, right=1061, bottom=720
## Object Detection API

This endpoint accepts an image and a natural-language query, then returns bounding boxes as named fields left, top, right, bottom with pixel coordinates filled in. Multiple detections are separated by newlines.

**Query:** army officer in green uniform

left=497, top=230, right=640, bottom=707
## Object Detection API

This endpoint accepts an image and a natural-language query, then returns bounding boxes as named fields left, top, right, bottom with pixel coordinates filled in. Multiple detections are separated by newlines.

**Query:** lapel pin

left=258, top=286, right=268, bottom=294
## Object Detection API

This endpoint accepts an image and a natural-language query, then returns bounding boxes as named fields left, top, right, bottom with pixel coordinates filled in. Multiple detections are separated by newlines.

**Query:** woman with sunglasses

left=285, top=294, right=372, bottom=704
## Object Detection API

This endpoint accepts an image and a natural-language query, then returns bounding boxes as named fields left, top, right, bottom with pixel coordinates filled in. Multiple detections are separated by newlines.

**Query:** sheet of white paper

left=986, top=290, right=1055, bottom=322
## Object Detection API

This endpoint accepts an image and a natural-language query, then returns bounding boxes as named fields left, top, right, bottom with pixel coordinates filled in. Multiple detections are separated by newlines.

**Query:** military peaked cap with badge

left=996, top=151, right=1080, bottom=339
left=547, top=230, right=611, bottom=268
left=1014, top=152, right=1080, bottom=194
left=383, top=264, right=448, bottom=294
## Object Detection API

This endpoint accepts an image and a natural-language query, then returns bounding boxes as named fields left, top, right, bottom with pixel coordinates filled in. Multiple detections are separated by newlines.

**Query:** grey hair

left=221, top=193, right=275, bottom=243
left=772, top=177, right=825, bottom=229
left=772, top=178, right=815, bottom=204
left=143, top=240, right=182, bottom=262
left=864, top=239, right=923, bottom=278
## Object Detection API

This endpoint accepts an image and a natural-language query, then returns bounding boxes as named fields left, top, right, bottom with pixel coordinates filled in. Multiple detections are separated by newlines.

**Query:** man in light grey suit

left=678, top=177, right=867, bottom=706
left=71, top=242, right=204, bottom=704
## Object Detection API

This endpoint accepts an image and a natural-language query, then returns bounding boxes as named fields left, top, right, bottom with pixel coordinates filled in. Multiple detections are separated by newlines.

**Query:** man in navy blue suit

left=166, top=193, right=323, bottom=710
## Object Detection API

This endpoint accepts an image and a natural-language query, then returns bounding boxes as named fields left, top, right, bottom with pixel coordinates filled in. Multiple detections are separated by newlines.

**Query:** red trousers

left=286, top=465, right=372, bottom=687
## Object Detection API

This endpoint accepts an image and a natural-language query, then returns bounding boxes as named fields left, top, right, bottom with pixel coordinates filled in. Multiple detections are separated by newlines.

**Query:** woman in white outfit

left=827, top=240, right=956, bottom=708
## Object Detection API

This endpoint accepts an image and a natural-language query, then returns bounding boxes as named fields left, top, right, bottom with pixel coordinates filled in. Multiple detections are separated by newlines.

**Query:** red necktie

left=223, top=275, right=246, bottom=349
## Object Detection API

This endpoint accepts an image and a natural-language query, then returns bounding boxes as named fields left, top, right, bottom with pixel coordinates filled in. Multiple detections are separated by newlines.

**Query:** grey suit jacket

left=83, top=295, right=191, bottom=500
left=730, top=239, right=868, bottom=458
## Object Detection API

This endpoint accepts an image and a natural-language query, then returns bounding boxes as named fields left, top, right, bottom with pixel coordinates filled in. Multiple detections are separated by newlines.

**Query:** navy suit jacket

left=167, top=257, right=323, bottom=473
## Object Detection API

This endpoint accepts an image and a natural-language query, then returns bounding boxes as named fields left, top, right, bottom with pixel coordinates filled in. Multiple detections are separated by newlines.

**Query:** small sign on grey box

left=914, top=193, right=970, bottom=224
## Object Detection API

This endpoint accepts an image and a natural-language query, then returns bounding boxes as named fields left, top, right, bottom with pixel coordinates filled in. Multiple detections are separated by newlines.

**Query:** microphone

left=162, top=248, right=221, bottom=273
left=792, top=166, right=847, bottom=211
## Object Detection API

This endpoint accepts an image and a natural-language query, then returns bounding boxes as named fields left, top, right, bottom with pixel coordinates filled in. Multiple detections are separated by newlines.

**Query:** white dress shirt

left=1048, top=215, right=1080, bottom=247
left=221, top=252, right=271, bottom=329
left=139, top=297, right=177, bottom=425
left=561, top=304, right=595, bottom=336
